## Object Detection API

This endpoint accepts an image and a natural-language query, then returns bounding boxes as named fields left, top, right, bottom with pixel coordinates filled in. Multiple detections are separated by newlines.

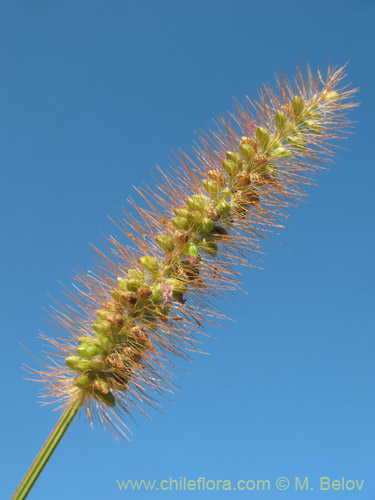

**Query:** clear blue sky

left=1, top=1, right=374, bottom=499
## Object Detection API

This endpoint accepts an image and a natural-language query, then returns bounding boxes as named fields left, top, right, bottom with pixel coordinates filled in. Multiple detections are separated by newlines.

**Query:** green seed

left=151, top=284, right=163, bottom=304
left=286, top=135, right=306, bottom=151
left=174, top=206, right=190, bottom=217
left=274, top=110, right=288, bottom=130
left=256, top=127, right=271, bottom=150
left=77, top=344, right=99, bottom=358
left=202, top=179, right=220, bottom=197
left=292, top=95, right=304, bottom=117
left=261, top=165, right=278, bottom=181
left=226, top=151, right=242, bottom=166
left=91, top=356, right=106, bottom=371
left=198, top=236, right=218, bottom=256
left=322, top=90, right=339, bottom=102
left=187, top=210, right=203, bottom=226
left=127, top=268, right=144, bottom=281
left=216, top=201, right=231, bottom=214
left=73, top=374, right=92, bottom=389
left=140, top=256, right=159, bottom=274
left=303, top=120, right=321, bottom=134
left=172, top=216, right=189, bottom=230
left=96, top=336, right=113, bottom=354
left=65, top=355, right=81, bottom=370
left=223, top=159, right=240, bottom=178
left=200, top=216, right=215, bottom=233
left=97, top=308, right=112, bottom=320
left=75, top=359, right=92, bottom=373
left=92, top=320, right=112, bottom=335
left=273, top=147, right=292, bottom=159
left=156, top=234, right=175, bottom=252
left=184, top=243, right=199, bottom=258
left=126, top=278, right=142, bottom=292
left=117, top=277, right=128, bottom=290
left=166, top=278, right=187, bottom=294
left=239, top=142, right=255, bottom=162
left=186, top=195, right=208, bottom=211
left=78, top=335, right=94, bottom=344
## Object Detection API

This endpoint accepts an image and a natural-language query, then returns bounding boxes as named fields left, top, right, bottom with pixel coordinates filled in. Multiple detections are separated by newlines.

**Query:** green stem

left=12, top=395, right=83, bottom=500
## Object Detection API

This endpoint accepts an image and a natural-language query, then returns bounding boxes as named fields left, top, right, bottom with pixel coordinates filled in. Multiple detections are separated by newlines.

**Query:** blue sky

left=1, top=1, right=374, bottom=499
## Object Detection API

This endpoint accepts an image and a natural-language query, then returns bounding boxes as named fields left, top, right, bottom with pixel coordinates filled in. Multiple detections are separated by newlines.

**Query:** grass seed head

left=33, top=64, right=358, bottom=439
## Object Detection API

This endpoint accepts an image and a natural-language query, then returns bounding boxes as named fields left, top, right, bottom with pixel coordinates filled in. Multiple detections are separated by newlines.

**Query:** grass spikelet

left=30, top=64, right=357, bottom=442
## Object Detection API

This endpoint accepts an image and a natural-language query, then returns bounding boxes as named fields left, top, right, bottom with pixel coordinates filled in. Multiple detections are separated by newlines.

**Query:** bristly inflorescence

left=34, top=64, right=357, bottom=438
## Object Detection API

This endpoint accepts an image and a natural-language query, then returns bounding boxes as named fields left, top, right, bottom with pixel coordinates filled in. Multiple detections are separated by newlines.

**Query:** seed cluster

left=37, top=65, right=356, bottom=437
